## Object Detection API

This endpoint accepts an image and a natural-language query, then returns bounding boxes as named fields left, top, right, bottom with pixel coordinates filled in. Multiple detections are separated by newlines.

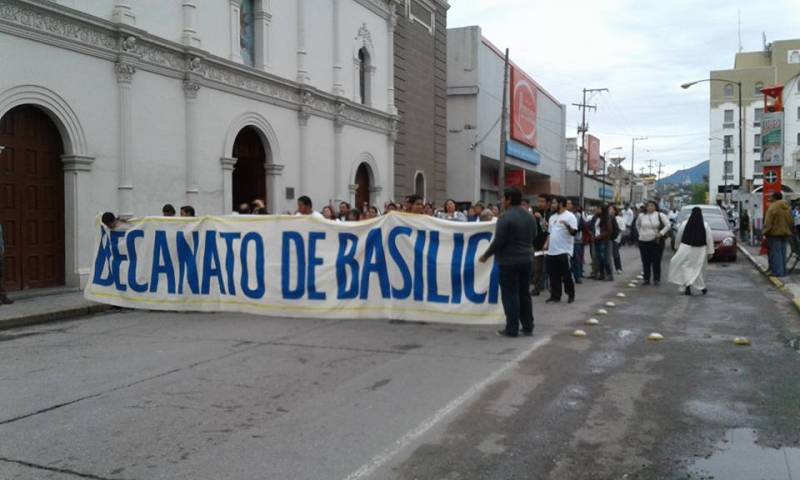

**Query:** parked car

left=669, top=205, right=736, bottom=261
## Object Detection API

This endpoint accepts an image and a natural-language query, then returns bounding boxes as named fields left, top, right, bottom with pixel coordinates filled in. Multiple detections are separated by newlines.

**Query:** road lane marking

left=341, top=334, right=553, bottom=480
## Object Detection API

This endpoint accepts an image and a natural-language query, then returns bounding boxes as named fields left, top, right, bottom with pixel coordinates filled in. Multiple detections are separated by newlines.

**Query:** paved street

left=2, top=248, right=800, bottom=480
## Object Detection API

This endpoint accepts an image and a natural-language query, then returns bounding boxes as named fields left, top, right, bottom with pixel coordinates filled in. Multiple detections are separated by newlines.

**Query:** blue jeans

left=499, top=262, right=534, bottom=335
left=595, top=241, right=612, bottom=278
left=572, top=243, right=584, bottom=280
left=768, top=237, right=787, bottom=277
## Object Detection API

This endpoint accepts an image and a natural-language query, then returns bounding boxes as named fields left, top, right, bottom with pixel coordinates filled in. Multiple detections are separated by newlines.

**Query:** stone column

left=387, top=119, right=397, bottom=202
left=220, top=157, right=237, bottom=214
left=386, top=7, right=397, bottom=114
left=228, top=0, right=242, bottom=63
left=181, top=1, right=201, bottom=47
left=112, top=0, right=136, bottom=25
left=62, top=154, right=95, bottom=288
left=332, top=0, right=344, bottom=96
left=183, top=79, right=200, bottom=205
left=334, top=103, right=345, bottom=201
left=265, top=163, right=284, bottom=214
left=298, top=105, right=311, bottom=196
left=115, top=61, right=136, bottom=218
left=255, top=0, right=272, bottom=71
left=348, top=183, right=359, bottom=206
left=296, top=0, right=308, bottom=84
left=370, top=185, right=383, bottom=209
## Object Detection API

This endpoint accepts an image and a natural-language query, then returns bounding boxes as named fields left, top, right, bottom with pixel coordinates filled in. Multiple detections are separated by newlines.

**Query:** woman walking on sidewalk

left=668, top=207, right=714, bottom=295
left=636, top=201, right=671, bottom=285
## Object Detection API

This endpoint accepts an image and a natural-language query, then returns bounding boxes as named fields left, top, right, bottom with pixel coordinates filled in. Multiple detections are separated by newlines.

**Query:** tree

left=691, top=184, right=706, bottom=204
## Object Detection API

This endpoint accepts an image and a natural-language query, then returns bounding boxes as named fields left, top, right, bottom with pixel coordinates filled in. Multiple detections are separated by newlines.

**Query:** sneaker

left=521, top=330, right=534, bottom=337
left=0, top=296, right=13, bottom=305
left=642, top=280, right=651, bottom=285
left=701, top=288, right=708, bottom=295
left=568, top=295, right=575, bottom=304
left=616, top=270, right=623, bottom=275
left=545, top=298, right=560, bottom=303
left=496, top=329, right=518, bottom=338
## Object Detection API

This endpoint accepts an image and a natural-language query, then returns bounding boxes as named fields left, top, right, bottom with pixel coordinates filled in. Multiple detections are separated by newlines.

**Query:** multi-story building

left=446, top=26, right=566, bottom=204
left=709, top=39, right=800, bottom=206
left=0, top=0, right=398, bottom=291
left=392, top=0, right=448, bottom=205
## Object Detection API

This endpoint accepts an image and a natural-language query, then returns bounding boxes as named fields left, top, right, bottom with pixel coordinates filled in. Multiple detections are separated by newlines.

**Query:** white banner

left=84, top=213, right=503, bottom=324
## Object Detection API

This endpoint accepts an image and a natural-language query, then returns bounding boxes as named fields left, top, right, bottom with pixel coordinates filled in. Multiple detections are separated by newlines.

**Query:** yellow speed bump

left=636, top=275, right=644, bottom=280
left=628, top=283, right=638, bottom=288
left=733, top=337, right=751, bottom=346
left=616, top=292, right=627, bottom=298
left=605, top=301, right=616, bottom=308
left=596, top=308, right=609, bottom=315
left=572, top=329, right=587, bottom=337
left=647, top=332, right=664, bottom=341
left=585, top=318, right=600, bottom=326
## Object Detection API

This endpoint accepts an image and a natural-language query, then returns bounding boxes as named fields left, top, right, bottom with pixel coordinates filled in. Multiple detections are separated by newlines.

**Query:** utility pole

left=497, top=48, right=510, bottom=203
left=573, top=87, right=608, bottom=209
left=629, top=136, right=647, bottom=204
left=647, top=158, right=656, bottom=177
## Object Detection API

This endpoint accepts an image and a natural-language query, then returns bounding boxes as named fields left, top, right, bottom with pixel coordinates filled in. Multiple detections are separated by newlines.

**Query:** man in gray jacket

left=480, top=188, right=537, bottom=337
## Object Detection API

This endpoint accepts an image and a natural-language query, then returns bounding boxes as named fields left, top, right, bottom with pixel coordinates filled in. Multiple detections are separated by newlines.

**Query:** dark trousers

left=547, top=254, right=575, bottom=300
left=595, top=241, right=612, bottom=279
left=572, top=243, right=584, bottom=280
left=532, top=254, right=547, bottom=292
left=499, top=262, right=534, bottom=335
left=612, top=241, right=622, bottom=271
left=639, top=240, right=664, bottom=282
left=767, top=237, right=787, bottom=277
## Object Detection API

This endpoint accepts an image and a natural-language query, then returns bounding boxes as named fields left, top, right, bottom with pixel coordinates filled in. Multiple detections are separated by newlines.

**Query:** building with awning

left=446, top=26, right=566, bottom=204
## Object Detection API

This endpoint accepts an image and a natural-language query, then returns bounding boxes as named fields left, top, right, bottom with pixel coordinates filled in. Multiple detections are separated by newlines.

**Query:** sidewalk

left=0, top=288, right=113, bottom=331
left=738, top=243, right=800, bottom=311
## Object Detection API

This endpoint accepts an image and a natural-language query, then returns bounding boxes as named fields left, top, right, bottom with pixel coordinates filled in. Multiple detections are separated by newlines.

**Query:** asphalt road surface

left=2, top=247, right=799, bottom=480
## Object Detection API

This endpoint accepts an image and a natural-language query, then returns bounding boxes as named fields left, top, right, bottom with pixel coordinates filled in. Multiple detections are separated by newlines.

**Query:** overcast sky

left=448, top=0, right=800, bottom=176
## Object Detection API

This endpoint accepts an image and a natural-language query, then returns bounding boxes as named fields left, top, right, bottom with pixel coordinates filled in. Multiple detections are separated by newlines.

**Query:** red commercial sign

left=587, top=135, right=601, bottom=172
left=505, top=169, right=526, bottom=187
left=510, top=66, right=538, bottom=148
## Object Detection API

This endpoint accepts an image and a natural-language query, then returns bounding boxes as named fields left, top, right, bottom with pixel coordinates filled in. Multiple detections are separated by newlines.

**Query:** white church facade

left=0, top=0, right=399, bottom=291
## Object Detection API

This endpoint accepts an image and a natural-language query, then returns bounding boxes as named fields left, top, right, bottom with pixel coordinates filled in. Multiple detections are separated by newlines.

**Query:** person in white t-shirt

left=544, top=196, right=578, bottom=303
left=296, top=195, right=324, bottom=219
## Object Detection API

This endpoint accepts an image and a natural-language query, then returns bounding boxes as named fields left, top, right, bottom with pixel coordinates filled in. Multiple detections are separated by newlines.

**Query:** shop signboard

left=510, top=66, right=538, bottom=148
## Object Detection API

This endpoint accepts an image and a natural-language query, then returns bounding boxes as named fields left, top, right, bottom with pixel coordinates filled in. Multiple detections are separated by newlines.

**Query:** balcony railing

left=723, top=122, right=735, bottom=129
left=722, top=147, right=734, bottom=154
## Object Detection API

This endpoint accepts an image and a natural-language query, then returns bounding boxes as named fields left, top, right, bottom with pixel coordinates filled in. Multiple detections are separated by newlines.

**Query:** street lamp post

left=682, top=78, right=744, bottom=238
left=629, top=137, right=647, bottom=204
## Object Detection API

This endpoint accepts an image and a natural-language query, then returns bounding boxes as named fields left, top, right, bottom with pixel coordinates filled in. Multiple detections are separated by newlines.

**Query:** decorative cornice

left=220, top=156, right=237, bottom=171
left=61, top=154, right=95, bottom=172
left=264, top=163, right=284, bottom=176
left=0, top=0, right=396, bottom=134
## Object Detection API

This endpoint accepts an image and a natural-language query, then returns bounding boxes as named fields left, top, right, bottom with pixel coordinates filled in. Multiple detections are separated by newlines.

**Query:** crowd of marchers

left=479, top=187, right=724, bottom=338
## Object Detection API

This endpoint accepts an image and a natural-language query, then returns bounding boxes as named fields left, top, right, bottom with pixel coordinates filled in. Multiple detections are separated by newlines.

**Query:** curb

left=737, top=244, right=797, bottom=311
left=0, top=303, right=114, bottom=332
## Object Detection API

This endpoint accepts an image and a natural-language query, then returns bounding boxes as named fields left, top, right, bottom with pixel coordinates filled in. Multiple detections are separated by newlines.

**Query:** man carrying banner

left=479, top=187, right=537, bottom=338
